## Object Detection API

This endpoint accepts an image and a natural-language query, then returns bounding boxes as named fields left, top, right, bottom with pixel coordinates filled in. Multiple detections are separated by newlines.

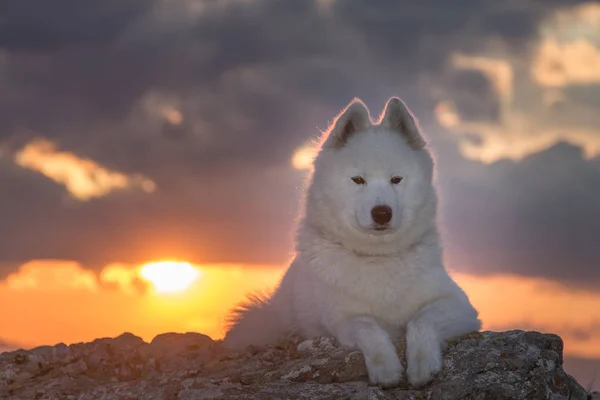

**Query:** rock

left=140, top=332, right=214, bottom=373
left=0, top=330, right=594, bottom=399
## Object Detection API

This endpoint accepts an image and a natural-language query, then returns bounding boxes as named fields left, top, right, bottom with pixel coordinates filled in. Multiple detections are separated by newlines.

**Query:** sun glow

left=139, top=261, right=201, bottom=293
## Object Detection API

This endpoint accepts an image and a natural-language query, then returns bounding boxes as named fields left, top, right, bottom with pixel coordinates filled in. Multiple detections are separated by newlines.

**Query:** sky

left=1, top=0, right=599, bottom=390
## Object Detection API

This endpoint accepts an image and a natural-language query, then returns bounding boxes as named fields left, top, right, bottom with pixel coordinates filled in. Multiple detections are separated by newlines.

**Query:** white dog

left=223, top=97, right=481, bottom=388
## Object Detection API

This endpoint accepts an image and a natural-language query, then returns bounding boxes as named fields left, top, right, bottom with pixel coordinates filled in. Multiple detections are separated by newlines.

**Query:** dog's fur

left=223, top=97, right=481, bottom=388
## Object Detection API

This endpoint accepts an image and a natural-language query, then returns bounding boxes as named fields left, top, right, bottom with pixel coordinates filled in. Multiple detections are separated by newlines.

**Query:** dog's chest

left=350, top=259, right=427, bottom=320
left=311, top=252, right=434, bottom=326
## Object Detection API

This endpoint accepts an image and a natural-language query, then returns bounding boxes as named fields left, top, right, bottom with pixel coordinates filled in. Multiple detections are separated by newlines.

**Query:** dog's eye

left=351, top=176, right=366, bottom=185
left=390, top=176, right=403, bottom=184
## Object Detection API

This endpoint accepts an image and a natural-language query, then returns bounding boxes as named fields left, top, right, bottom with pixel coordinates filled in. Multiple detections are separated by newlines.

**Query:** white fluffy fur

left=223, top=97, right=481, bottom=388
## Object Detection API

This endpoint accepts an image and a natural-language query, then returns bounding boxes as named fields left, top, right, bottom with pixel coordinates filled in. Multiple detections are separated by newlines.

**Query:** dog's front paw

left=406, top=325, right=443, bottom=387
left=364, top=349, right=404, bottom=388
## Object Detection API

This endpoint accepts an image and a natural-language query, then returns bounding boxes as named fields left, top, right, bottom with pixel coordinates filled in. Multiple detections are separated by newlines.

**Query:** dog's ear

left=380, top=97, right=426, bottom=149
left=323, top=98, right=372, bottom=148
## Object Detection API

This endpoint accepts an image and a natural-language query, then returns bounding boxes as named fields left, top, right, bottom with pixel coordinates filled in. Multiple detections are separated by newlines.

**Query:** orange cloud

left=533, top=3, right=600, bottom=87
left=14, top=138, right=156, bottom=201
left=4, top=260, right=99, bottom=292
left=434, top=101, right=461, bottom=129
left=160, top=106, right=183, bottom=125
left=100, top=263, right=149, bottom=295
left=532, top=38, right=600, bottom=87
left=292, top=141, right=319, bottom=171
left=540, top=2, right=600, bottom=39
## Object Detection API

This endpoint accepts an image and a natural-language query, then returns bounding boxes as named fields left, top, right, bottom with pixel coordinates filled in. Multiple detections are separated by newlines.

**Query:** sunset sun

left=140, top=261, right=201, bottom=293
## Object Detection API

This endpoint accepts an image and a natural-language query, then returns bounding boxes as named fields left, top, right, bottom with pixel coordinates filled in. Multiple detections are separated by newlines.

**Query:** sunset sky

left=1, top=0, right=600, bottom=390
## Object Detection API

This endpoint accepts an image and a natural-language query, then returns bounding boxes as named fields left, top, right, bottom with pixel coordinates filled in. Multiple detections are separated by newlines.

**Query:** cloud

left=0, top=153, right=302, bottom=268
left=0, top=0, right=158, bottom=51
left=4, top=260, right=99, bottom=292
left=532, top=38, right=600, bottom=87
left=14, top=138, right=155, bottom=201
left=430, top=3, right=600, bottom=164
left=2, top=260, right=155, bottom=296
left=0, top=0, right=598, bottom=290
left=434, top=51, right=600, bottom=163
left=100, top=263, right=151, bottom=295
left=1, top=0, right=585, bottom=168
left=437, top=141, right=600, bottom=288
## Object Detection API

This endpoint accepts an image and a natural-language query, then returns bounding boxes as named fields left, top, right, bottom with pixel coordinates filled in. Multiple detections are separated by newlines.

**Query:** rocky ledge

left=0, top=330, right=597, bottom=400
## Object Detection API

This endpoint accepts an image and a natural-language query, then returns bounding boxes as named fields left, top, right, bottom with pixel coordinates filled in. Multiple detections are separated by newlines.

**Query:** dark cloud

left=0, top=155, right=301, bottom=269
left=0, top=0, right=598, bottom=288
left=438, top=141, right=600, bottom=288
left=0, top=0, right=157, bottom=51
left=445, top=69, right=501, bottom=122
left=0, top=0, right=560, bottom=174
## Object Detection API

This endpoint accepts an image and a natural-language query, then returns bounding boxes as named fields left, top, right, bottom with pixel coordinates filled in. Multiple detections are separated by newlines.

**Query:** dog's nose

left=371, top=205, right=392, bottom=225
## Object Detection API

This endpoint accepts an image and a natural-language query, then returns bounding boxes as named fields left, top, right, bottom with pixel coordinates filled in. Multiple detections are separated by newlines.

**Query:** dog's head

left=305, top=97, right=436, bottom=254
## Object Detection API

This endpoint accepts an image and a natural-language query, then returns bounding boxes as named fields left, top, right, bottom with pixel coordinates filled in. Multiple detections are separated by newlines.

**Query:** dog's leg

left=405, top=296, right=481, bottom=387
left=335, top=316, right=403, bottom=388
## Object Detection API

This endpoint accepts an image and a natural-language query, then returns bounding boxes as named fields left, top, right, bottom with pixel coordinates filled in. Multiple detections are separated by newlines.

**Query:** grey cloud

left=437, top=141, right=600, bottom=288
left=0, top=0, right=598, bottom=286
left=0, top=153, right=302, bottom=268
left=445, top=69, right=501, bottom=123
left=0, top=0, right=585, bottom=155
left=0, top=0, right=157, bottom=51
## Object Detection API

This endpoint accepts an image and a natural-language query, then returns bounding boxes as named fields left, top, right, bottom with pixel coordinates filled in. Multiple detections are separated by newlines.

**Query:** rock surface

left=0, top=330, right=596, bottom=400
